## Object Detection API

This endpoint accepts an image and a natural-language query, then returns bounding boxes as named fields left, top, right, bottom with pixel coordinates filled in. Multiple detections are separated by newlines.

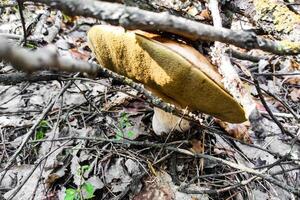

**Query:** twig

left=226, top=48, right=265, bottom=62
left=254, top=72, right=300, bottom=77
left=2, top=132, right=276, bottom=158
left=30, top=103, right=63, bottom=200
left=0, top=110, right=41, bottom=116
left=260, top=111, right=300, bottom=119
left=0, top=37, right=99, bottom=74
left=0, top=71, right=68, bottom=85
left=179, top=176, right=258, bottom=195
left=271, top=166, right=300, bottom=176
left=0, top=33, right=43, bottom=42
left=0, top=128, right=9, bottom=163
left=17, top=0, right=27, bottom=45
left=178, top=170, right=243, bottom=191
left=167, top=146, right=299, bottom=196
left=22, top=0, right=300, bottom=55
left=208, top=0, right=256, bottom=121
left=0, top=33, right=25, bottom=40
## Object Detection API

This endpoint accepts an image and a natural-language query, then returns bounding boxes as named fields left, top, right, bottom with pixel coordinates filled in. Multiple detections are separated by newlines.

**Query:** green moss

left=254, top=0, right=300, bottom=33
left=277, top=40, right=300, bottom=53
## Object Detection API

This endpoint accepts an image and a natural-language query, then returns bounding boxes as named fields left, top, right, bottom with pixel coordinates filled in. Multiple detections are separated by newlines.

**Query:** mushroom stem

left=152, top=107, right=191, bottom=135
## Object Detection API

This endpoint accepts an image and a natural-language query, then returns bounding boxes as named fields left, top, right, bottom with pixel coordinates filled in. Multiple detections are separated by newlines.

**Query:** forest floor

left=0, top=0, right=299, bottom=200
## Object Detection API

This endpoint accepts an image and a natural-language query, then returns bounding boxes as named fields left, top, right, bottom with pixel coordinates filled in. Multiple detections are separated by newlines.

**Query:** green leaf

left=35, top=120, right=49, bottom=140
left=39, top=120, right=48, bottom=128
left=115, top=132, right=122, bottom=140
left=25, top=42, right=37, bottom=49
left=81, top=165, right=90, bottom=173
left=126, top=130, right=135, bottom=138
left=78, top=165, right=90, bottom=175
left=35, top=130, right=45, bottom=140
left=119, top=112, right=131, bottom=129
left=83, top=182, right=95, bottom=199
left=64, top=188, right=77, bottom=200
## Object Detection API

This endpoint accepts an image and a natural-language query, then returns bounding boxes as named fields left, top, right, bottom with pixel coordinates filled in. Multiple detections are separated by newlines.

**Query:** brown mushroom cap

left=88, top=25, right=247, bottom=123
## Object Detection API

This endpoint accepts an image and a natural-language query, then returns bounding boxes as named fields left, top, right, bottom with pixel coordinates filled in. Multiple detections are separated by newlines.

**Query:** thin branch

left=0, top=37, right=99, bottom=74
left=254, top=72, right=300, bottom=77
left=0, top=2, right=34, bottom=8
left=226, top=48, right=265, bottom=62
left=0, top=71, right=68, bottom=85
left=21, top=0, right=300, bottom=55
left=17, top=0, right=27, bottom=45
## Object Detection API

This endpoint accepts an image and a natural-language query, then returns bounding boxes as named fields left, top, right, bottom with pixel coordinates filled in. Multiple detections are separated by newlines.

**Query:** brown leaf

left=133, top=172, right=208, bottom=200
left=187, top=6, right=199, bottom=17
left=216, top=119, right=252, bottom=143
left=290, top=89, right=300, bottom=102
left=284, top=76, right=300, bottom=85
left=133, top=177, right=174, bottom=200
left=198, top=8, right=212, bottom=21
left=291, top=60, right=300, bottom=70
left=69, top=48, right=90, bottom=61
left=190, top=139, right=204, bottom=154
left=45, top=174, right=61, bottom=187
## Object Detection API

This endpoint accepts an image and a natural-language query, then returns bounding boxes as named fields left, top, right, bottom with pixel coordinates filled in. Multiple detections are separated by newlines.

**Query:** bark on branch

left=0, top=38, right=99, bottom=74
left=22, top=0, right=300, bottom=55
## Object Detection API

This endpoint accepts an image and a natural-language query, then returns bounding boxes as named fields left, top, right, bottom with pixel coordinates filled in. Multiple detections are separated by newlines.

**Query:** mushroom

left=87, top=25, right=247, bottom=135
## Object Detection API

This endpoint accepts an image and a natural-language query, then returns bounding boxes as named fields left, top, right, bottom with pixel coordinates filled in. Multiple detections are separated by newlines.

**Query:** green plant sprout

left=35, top=120, right=49, bottom=140
left=64, top=165, right=95, bottom=200
left=115, top=112, right=136, bottom=140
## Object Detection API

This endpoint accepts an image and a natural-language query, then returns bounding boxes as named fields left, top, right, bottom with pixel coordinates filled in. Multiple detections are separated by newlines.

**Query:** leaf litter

left=0, top=1, right=299, bottom=200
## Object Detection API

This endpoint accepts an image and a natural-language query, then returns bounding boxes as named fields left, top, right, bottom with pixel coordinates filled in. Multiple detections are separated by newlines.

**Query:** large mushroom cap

left=88, top=25, right=247, bottom=123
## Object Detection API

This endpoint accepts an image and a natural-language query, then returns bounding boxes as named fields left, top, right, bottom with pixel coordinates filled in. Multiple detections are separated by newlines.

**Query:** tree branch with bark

left=19, top=0, right=300, bottom=55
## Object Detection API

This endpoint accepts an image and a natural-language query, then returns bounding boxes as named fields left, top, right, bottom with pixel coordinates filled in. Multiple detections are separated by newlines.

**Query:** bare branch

left=0, top=71, right=67, bottom=85
left=21, top=0, right=300, bottom=55
left=0, top=37, right=99, bottom=74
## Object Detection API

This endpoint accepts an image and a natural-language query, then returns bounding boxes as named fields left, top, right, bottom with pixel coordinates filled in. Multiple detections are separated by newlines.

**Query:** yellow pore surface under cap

left=88, top=25, right=247, bottom=123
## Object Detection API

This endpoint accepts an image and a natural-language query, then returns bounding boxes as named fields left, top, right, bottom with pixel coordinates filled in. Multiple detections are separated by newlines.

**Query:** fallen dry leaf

left=284, top=75, right=300, bottom=85
left=216, top=119, right=252, bottom=143
left=290, top=88, right=300, bottom=102
left=198, top=8, right=212, bottom=21
left=69, top=48, right=90, bottom=61
left=189, top=138, right=204, bottom=154
left=133, top=171, right=208, bottom=200
left=291, top=60, right=300, bottom=70
left=2, top=165, right=44, bottom=200
left=104, top=158, right=132, bottom=193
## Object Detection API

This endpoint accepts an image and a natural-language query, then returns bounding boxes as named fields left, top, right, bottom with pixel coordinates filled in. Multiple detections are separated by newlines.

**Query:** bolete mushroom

left=87, top=25, right=247, bottom=134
